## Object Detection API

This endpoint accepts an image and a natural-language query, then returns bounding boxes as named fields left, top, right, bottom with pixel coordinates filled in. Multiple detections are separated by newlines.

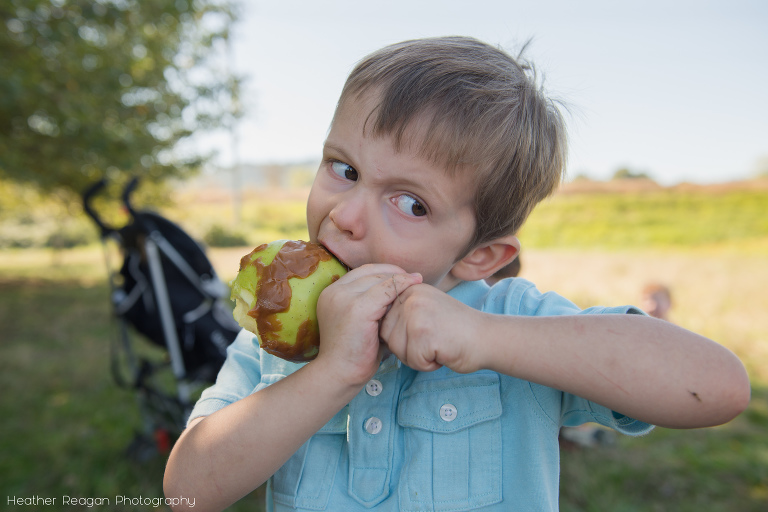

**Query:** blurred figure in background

left=641, top=282, right=673, bottom=321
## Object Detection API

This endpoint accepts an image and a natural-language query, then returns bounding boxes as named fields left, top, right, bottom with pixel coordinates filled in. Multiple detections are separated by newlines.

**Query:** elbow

left=705, top=356, right=752, bottom=427
left=164, top=449, right=202, bottom=512
left=666, top=354, right=752, bottom=430
left=163, top=481, right=201, bottom=512
left=163, top=417, right=225, bottom=512
left=163, top=470, right=190, bottom=512
left=725, top=361, right=752, bottom=422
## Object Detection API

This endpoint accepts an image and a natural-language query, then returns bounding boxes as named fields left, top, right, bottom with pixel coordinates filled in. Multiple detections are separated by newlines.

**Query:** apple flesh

left=230, top=240, right=348, bottom=362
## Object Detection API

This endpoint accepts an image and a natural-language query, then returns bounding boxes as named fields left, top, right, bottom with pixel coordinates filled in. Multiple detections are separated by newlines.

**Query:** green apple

left=230, top=240, right=348, bottom=362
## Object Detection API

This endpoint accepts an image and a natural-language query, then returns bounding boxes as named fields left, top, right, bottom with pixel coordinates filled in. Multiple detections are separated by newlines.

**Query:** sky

left=204, top=0, right=768, bottom=185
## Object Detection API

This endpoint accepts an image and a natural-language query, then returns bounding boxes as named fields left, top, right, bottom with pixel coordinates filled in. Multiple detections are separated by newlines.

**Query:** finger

left=379, top=298, right=411, bottom=365
left=320, top=273, right=422, bottom=336
left=406, top=341, right=442, bottom=372
left=378, top=300, right=399, bottom=348
left=379, top=284, right=413, bottom=345
left=325, top=274, right=419, bottom=310
left=334, top=263, right=409, bottom=285
left=380, top=289, right=444, bottom=373
left=372, top=272, right=422, bottom=307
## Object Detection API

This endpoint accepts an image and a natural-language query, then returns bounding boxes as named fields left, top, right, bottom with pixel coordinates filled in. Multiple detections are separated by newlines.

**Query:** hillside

left=166, top=176, right=768, bottom=253
left=558, top=176, right=768, bottom=195
left=1, top=176, right=766, bottom=251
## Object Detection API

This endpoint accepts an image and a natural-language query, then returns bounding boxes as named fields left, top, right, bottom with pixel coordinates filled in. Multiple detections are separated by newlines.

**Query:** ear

left=450, top=235, right=521, bottom=282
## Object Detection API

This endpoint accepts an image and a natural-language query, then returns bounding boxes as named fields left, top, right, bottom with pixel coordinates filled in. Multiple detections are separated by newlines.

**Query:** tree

left=612, top=167, right=651, bottom=181
left=0, top=0, right=241, bottom=196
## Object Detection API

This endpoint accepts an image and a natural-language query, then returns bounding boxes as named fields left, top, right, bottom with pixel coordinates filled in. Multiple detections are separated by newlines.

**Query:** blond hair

left=336, top=36, right=567, bottom=253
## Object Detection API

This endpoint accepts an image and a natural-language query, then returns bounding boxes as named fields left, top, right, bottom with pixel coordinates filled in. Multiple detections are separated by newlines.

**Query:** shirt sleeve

left=186, top=328, right=265, bottom=424
left=570, top=303, right=654, bottom=435
left=486, top=278, right=655, bottom=436
left=560, top=390, right=655, bottom=436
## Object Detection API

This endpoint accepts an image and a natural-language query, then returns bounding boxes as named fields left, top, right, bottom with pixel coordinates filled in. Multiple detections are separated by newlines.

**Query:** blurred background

left=1, top=1, right=766, bottom=511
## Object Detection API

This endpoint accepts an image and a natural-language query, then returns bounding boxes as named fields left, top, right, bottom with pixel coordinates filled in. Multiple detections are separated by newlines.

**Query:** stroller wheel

left=154, top=427, right=172, bottom=454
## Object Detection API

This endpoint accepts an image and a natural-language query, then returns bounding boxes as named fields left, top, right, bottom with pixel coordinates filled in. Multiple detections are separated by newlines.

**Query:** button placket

left=347, top=369, right=399, bottom=506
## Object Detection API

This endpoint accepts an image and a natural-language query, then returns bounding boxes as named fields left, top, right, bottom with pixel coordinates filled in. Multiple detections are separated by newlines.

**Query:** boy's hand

left=380, top=284, right=486, bottom=374
left=314, top=264, right=422, bottom=387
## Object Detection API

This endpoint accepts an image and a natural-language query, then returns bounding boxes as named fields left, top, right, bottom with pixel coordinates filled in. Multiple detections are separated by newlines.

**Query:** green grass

left=519, top=188, right=768, bottom=250
left=0, top=275, right=266, bottom=511
left=560, top=399, right=768, bottom=511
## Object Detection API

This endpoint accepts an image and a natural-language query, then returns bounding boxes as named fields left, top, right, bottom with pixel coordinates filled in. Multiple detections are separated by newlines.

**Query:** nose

left=329, top=191, right=367, bottom=240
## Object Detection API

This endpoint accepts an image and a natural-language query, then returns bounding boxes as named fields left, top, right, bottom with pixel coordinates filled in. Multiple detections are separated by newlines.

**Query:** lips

left=318, top=241, right=353, bottom=271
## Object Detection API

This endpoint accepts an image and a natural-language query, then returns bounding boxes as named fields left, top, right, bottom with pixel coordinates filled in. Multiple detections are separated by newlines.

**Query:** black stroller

left=83, top=177, right=240, bottom=460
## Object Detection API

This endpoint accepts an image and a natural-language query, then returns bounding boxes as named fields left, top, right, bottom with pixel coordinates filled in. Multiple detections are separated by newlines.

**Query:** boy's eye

left=331, top=161, right=358, bottom=181
left=394, top=194, right=427, bottom=217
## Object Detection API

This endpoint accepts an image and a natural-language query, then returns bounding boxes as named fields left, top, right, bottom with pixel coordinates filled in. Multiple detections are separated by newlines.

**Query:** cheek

left=378, top=247, right=451, bottom=285
left=306, top=172, right=342, bottom=221
left=305, top=188, right=325, bottom=237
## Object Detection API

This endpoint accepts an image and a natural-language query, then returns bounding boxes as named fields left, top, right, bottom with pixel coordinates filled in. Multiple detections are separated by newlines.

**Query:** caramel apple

left=231, top=240, right=347, bottom=362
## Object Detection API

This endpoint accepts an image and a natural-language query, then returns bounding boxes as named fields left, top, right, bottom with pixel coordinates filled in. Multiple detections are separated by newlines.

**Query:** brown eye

left=331, top=161, right=358, bottom=181
left=394, top=195, right=427, bottom=217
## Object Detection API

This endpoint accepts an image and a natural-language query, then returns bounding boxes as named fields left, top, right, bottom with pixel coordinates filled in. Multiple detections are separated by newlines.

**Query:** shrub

left=203, top=224, right=249, bottom=247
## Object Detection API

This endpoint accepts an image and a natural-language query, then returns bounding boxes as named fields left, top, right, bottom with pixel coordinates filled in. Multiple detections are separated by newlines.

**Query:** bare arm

left=381, top=285, right=750, bottom=429
left=480, top=312, right=750, bottom=428
left=163, top=358, right=362, bottom=512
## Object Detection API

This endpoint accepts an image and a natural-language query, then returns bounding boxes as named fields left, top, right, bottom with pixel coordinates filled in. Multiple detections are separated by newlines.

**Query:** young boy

left=164, top=36, right=750, bottom=512
left=641, top=282, right=673, bottom=321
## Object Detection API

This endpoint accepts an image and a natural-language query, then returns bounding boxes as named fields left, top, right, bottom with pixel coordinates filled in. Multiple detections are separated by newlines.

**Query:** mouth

left=319, top=241, right=352, bottom=271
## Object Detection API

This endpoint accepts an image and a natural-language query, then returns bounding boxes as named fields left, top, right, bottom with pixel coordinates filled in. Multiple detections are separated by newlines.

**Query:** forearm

left=480, top=313, right=750, bottom=428
left=163, top=358, right=362, bottom=512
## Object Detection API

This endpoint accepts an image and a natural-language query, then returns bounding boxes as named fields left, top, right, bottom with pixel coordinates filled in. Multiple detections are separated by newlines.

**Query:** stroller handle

left=82, top=176, right=143, bottom=238
left=121, top=176, right=140, bottom=217
left=82, top=178, right=113, bottom=237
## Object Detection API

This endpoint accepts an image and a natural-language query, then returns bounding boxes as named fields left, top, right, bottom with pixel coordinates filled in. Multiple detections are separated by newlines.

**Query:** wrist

left=310, top=351, right=376, bottom=399
left=472, top=311, right=519, bottom=374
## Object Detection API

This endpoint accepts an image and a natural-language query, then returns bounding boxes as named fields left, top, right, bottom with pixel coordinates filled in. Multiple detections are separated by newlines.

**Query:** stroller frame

left=83, top=177, right=237, bottom=460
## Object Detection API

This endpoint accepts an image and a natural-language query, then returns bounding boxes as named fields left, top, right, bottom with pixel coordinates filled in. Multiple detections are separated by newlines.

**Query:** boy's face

left=307, top=93, right=477, bottom=292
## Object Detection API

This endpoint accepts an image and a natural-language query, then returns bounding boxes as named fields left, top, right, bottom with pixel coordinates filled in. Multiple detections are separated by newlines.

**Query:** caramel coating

left=242, top=240, right=338, bottom=362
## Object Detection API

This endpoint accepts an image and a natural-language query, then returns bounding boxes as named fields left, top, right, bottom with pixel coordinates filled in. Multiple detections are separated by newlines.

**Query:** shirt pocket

left=397, top=372, right=503, bottom=512
left=272, top=406, right=348, bottom=511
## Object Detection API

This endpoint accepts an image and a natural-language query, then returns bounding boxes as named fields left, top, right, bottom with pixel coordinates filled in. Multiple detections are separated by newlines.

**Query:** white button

left=440, top=404, right=458, bottom=422
left=364, top=417, right=383, bottom=435
left=366, top=379, right=383, bottom=396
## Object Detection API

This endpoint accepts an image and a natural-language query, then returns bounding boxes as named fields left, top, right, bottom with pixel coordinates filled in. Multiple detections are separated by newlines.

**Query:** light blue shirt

left=189, top=278, right=654, bottom=511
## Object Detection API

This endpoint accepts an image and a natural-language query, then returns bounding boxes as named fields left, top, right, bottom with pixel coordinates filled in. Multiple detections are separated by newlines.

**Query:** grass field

left=2, top=180, right=767, bottom=510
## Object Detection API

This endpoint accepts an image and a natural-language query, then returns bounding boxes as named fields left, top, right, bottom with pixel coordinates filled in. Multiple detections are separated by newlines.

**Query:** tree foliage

left=612, top=167, right=651, bottom=181
left=0, top=0, right=241, bottom=196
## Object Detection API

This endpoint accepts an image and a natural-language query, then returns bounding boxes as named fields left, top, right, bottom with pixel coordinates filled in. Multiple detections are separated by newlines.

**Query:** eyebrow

left=322, top=141, right=352, bottom=161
